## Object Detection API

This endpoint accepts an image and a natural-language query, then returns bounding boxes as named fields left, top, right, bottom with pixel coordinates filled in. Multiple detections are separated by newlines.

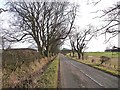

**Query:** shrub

left=99, top=56, right=110, bottom=65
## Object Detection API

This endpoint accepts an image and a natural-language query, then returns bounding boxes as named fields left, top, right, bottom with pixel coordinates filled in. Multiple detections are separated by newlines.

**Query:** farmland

left=85, top=52, right=119, bottom=58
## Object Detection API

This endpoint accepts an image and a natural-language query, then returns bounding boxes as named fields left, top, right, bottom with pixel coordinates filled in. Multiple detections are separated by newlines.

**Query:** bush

left=99, top=56, right=110, bottom=65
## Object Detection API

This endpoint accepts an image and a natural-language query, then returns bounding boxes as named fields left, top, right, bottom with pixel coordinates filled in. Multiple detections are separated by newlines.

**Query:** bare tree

left=69, top=34, right=75, bottom=57
left=3, top=2, right=78, bottom=57
left=70, top=25, right=95, bottom=60
left=50, top=39, right=64, bottom=56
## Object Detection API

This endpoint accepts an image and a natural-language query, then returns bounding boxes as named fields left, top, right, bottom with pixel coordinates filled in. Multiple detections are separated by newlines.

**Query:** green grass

left=67, top=52, right=119, bottom=58
left=35, top=56, right=59, bottom=88
left=85, top=52, right=119, bottom=58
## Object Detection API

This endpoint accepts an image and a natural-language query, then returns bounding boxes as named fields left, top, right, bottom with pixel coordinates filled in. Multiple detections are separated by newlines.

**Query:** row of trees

left=1, top=2, right=78, bottom=57
left=68, top=0, right=120, bottom=60
left=69, top=25, right=95, bottom=59
left=0, top=0, right=120, bottom=59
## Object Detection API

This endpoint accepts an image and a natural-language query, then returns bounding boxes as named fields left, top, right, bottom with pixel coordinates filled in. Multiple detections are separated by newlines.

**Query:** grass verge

left=35, top=56, right=59, bottom=88
left=66, top=55, right=120, bottom=77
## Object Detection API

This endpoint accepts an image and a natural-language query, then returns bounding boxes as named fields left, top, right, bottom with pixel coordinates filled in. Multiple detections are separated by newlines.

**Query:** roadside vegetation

left=34, top=56, right=59, bottom=88
left=2, top=50, right=58, bottom=88
left=66, top=52, right=119, bottom=77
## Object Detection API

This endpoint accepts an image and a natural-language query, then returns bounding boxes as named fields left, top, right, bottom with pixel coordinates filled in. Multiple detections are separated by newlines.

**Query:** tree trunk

left=72, top=51, right=75, bottom=57
left=77, top=52, right=81, bottom=59
left=81, top=52, right=84, bottom=60
left=46, top=45, right=51, bottom=57
left=38, top=45, right=44, bottom=58
left=52, top=52, right=54, bottom=56
left=71, top=49, right=75, bottom=57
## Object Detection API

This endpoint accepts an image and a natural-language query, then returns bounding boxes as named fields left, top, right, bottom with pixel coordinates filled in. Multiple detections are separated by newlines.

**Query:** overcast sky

left=62, top=0, right=119, bottom=52
left=0, top=0, right=119, bottom=52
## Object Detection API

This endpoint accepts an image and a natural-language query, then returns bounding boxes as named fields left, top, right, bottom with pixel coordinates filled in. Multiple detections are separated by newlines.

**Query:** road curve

left=59, top=54, right=119, bottom=88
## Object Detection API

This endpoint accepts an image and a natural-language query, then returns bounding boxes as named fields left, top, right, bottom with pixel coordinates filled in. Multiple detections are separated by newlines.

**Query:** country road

left=59, top=54, right=119, bottom=88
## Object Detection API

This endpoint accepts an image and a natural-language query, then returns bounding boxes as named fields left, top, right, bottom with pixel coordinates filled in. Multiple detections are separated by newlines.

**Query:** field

left=85, top=52, right=119, bottom=58
left=67, top=52, right=119, bottom=76
left=85, top=52, right=119, bottom=67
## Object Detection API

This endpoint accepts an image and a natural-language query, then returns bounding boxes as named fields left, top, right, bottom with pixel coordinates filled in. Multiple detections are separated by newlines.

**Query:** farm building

left=105, top=46, right=120, bottom=52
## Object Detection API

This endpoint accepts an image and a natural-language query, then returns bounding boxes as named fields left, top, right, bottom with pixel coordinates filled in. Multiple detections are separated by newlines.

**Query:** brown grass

left=2, top=49, right=55, bottom=88
left=67, top=53, right=119, bottom=76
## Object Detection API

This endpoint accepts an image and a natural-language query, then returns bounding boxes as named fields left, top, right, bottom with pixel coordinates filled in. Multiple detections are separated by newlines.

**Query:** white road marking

left=66, top=60, right=104, bottom=87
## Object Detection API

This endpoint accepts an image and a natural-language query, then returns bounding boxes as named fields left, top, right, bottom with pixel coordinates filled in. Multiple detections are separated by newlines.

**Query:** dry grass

left=67, top=52, right=119, bottom=76
left=2, top=50, right=55, bottom=88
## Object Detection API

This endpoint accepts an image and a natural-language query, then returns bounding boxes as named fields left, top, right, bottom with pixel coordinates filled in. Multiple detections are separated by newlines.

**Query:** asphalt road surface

left=59, top=54, right=119, bottom=88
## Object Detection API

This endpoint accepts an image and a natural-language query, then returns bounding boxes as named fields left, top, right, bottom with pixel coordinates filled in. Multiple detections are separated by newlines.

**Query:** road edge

left=57, top=54, right=61, bottom=89
left=66, top=56, right=120, bottom=78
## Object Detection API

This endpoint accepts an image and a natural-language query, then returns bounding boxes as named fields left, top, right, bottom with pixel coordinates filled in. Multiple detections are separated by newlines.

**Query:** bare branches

left=93, top=1, right=120, bottom=40
left=69, top=25, right=95, bottom=59
left=0, top=8, right=7, bottom=13
left=87, top=0, right=102, bottom=6
left=4, top=33, right=29, bottom=42
left=3, top=2, right=78, bottom=57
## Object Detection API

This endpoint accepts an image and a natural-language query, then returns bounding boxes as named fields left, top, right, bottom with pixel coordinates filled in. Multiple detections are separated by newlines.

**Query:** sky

left=62, top=0, right=119, bottom=52
left=0, top=0, right=119, bottom=52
